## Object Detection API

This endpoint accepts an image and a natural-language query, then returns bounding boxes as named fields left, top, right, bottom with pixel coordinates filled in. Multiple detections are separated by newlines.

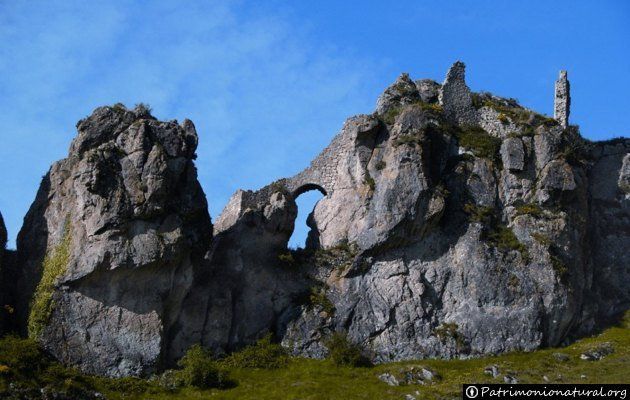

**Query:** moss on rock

left=28, top=225, right=72, bottom=340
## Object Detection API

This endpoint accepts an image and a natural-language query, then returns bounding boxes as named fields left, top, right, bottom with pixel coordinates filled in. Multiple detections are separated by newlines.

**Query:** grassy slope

left=128, top=315, right=629, bottom=400
left=2, top=313, right=628, bottom=399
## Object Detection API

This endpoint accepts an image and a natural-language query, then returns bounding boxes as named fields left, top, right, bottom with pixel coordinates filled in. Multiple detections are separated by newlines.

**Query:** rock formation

left=7, top=62, right=630, bottom=377
left=14, top=104, right=212, bottom=376
left=554, top=70, right=570, bottom=128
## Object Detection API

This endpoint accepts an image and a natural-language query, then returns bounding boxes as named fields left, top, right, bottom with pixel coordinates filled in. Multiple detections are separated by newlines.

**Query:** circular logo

left=465, top=386, right=479, bottom=399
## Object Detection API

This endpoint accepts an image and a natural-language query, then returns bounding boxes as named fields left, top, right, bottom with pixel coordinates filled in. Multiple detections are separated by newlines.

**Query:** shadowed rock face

left=0, top=212, right=6, bottom=331
left=13, top=62, right=630, bottom=376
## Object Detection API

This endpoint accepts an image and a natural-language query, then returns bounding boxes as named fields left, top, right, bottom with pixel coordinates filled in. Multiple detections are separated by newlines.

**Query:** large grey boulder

left=16, top=104, right=212, bottom=377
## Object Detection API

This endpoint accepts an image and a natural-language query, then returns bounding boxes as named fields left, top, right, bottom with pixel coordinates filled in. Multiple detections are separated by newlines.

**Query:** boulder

left=415, top=79, right=441, bottom=103
left=501, top=137, right=525, bottom=171
left=376, top=73, right=420, bottom=115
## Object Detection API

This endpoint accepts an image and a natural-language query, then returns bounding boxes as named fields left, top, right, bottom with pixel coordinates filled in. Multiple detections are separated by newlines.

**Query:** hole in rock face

left=288, top=184, right=326, bottom=249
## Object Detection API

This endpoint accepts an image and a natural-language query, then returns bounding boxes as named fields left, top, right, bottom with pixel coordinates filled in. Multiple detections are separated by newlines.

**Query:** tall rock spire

left=554, top=70, right=570, bottom=128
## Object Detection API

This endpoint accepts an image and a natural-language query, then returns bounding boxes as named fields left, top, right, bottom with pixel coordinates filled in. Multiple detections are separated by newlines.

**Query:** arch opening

left=287, top=186, right=325, bottom=250
left=292, top=183, right=327, bottom=198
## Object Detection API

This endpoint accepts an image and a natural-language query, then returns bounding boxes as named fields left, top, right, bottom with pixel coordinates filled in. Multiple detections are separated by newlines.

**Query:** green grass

left=454, top=125, right=502, bottom=163
left=378, top=100, right=443, bottom=126
left=2, top=311, right=629, bottom=399
left=486, top=224, right=529, bottom=258
left=515, top=203, right=545, bottom=218
left=222, top=335, right=289, bottom=370
left=28, top=224, right=72, bottom=339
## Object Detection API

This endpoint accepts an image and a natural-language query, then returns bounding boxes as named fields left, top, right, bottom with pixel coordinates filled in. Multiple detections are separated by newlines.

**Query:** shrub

left=415, top=101, right=443, bottom=114
left=487, top=224, right=528, bottom=256
left=0, top=335, right=45, bottom=376
left=270, top=181, right=289, bottom=195
left=375, top=160, right=386, bottom=170
left=324, top=332, right=371, bottom=367
left=463, top=204, right=494, bottom=224
left=454, top=126, right=501, bottom=162
left=222, top=334, right=289, bottom=369
left=112, top=102, right=127, bottom=112
left=433, top=323, right=466, bottom=351
left=515, top=203, right=544, bottom=218
left=277, top=251, right=296, bottom=267
left=28, top=225, right=72, bottom=339
left=177, top=344, right=229, bottom=389
left=309, top=285, right=335, bottom=316
left=497, top=113, right=510, bottom=125
left=379, top=107, right=402, bottom=125
left=551, top=254, right=569, bottom=282
left=464, top=204, right=528, bottom=259
left=364, top=172, right=376, bottom=191
left=561, top=141, right=588, bottom=165
left=531, top=232, right=551, bottom=247
left=134, top=102, right=153, bottom=116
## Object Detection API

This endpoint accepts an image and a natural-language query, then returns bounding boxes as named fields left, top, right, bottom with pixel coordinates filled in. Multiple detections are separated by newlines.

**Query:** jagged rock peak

left=375, top=72, right=421, bottom=115
left=554, top=70, right=571, bottom=128
left=439, top=61, right=478, bottom=125
left=15, top=105, right=212, bottom=376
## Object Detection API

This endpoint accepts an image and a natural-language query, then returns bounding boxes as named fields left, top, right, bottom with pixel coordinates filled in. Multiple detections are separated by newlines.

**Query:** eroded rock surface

left=15, top=105, right=212, bottom=376
left=12, top=62, right=630, bottom=376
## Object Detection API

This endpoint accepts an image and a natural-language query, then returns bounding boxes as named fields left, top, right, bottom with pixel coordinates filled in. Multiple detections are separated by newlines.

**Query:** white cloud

left=0, top=0, right=379, bottom=246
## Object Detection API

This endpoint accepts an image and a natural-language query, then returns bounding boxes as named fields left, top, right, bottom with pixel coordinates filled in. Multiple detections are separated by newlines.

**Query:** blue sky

left=0, top=1, right=628, bottom=249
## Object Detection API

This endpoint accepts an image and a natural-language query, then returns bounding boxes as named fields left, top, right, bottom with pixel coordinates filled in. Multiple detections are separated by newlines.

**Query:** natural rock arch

left=292, top=183, right=327, bottom=198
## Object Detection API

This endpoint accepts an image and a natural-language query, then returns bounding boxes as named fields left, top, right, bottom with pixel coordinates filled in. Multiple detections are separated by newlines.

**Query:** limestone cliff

left=13, top=104, right=212, bottom=376
left=6, top=62, right=630, bottom=377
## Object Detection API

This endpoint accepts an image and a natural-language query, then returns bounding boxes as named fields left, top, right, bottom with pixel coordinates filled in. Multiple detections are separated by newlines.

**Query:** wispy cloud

left=0, top=1, right=379, bottom=247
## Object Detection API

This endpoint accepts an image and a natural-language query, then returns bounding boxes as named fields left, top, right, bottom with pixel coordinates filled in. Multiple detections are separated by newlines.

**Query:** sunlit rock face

left=13, top=63, right=629, bottom=376
left=15, top=105, right=212, bottom=376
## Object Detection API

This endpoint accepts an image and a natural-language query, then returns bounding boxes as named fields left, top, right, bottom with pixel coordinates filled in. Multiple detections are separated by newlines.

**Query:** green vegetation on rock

left=28, top=225, right=72, bottom=340
left=434, top=322, right=466, bottom=351
left=222, top=334, right=289, bottom=369
left=324, top=331, right=371, bottom=368
left=464, top=204, right=528, bottom=258
left=177, top=345, right=230, bottom=389
left=515, top=203, right=545, bottom=218
left=455, top=125, right=502, bottom=163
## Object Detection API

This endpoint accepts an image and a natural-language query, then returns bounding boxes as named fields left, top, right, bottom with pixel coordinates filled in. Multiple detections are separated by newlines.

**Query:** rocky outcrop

left=554, top=70, right=570, bottom=128
left=438, top=61, right=478, bottom=126
left=11, top=62, right=630, bottom=377
left=15, top=105, right=212, bottom=376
